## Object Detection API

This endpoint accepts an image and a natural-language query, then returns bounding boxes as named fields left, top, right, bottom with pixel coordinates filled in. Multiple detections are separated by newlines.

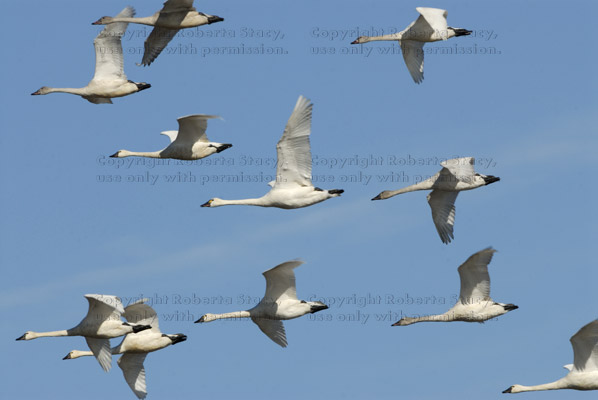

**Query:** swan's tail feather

left=450, top=28, right=472, bottom=37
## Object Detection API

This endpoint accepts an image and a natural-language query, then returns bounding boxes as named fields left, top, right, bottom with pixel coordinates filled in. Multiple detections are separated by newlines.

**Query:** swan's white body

left=93, top=0, right=224, bottom=66
left=201, top=96, right=343, bottom=209
left=16, top=295, right=151, bottom=371
left=372, top=157, right=499, bottom=244
left=110, top=114, right=232, bottom=160
left=32, top=7, right=150, bottom=104
left=196, top=260, right=328, bottom=347
left=504, top=319, right=598, bottom=393
left=393, top=248, right=517, bottom=326
left=351, top=7, right=471, bottom=83
left=64, top=299, right=186, bottom=399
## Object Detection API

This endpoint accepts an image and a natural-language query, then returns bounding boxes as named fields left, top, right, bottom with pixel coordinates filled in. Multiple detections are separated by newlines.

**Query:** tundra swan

left=195, top=260, right=328, bottom=347
left=110, top=114, right=232, bottom=160
left=201, top=96, right=344, bottom=209
left=372, top=157, right=499, bottom=244
left=393, top=248, right=517, bottom=326
left=503, top=319, right=598, bottom=393
left=350, top=7, right=471, bottom=83
left=93, top=0, right=224, bottom=66
left=63, top=299, right=186, bottom=399
left=31, top=7, right=150, bottom=104
left=16, top=295, right=151, bottom=372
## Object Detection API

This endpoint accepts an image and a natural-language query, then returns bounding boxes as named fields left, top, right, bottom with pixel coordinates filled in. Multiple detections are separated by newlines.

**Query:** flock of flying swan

left=20, top=0, right=597, bottom=398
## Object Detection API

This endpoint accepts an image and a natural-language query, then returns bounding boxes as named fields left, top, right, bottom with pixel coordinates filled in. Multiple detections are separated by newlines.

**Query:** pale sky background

left=1, top=1, right=597, bottom=399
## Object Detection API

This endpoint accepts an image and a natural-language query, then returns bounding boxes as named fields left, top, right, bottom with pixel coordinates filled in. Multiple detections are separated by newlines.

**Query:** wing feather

left=252, top=318, right=288, bottom=348
left=427, top=190, right=458, bottom=244
left=92, top=7, right=134, bottom=81
left=457, top=248, right=495, bottom=304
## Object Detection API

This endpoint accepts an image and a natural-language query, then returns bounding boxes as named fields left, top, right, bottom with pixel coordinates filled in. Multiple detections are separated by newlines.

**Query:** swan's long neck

left=509, top=379, right=569, bottom=393
left=213, top=198, right=269, bottom=207
left=398, top=313, right=452, bottom=326
left=29, top=330, right=70, bottom=339
left=375, top=178, right=435, bottom=200
left=47, top=87, right=88, bottom=96
left=363, top=33, right=402, bottom=42
left=207, top=311, right=251, bottom=321
left=109, top=16, right=156, bottom=26
left=117, top=150, right=163, bottom=158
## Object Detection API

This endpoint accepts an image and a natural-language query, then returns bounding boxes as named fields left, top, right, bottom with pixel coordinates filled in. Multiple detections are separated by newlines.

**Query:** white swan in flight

left=63, top=299, right=187, bottom=399
left=503, top=319, right=598, bottom=393
left=16, top=295, right=152, bottom=372
left=201, top=96, right=344, bottom=209
left=350, top=7, right=471, bottom=83
left=110, top=114, right=232, bottom=160
left=93, top=0, right=224, bottom=66
left=393, top=248, right=517, bottom=326
left=31, top=7, right=150, bottom=104
left=372, top=157, right=499, bottom=244
left=195, top=260, right=328, bottom=347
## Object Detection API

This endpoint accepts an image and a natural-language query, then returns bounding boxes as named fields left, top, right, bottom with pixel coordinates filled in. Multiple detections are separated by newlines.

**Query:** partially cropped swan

left=350, top=7, right=471, bottom=83
left=195, top=260, right=328, bottom=347
left=393, top=248, right=517, bottom=326
left=372, top=157, right=499, bottom=244
left=31, top=7, right=150, bottom=104
left=201, top=96, right=344, bottom=209
left=64, top=299, right=186, bottom=399
left=503, top=319, right=598, bottom=393
left=16, top=295, right=151, bottom=372
left=93, top=0, right=224, bottom=66
left=110, top=114, right=232, bottom=160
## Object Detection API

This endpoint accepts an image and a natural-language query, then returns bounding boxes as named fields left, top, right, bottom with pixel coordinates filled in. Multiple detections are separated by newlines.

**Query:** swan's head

left=110, top=150, right=125, bottom=158
left=195, top=313, right=216, bottom=323
left=308, top=301, right=329, bottom=313
left=16, top=331, right=34, bottom=340
left=92, top=16, right=113, bottom=25
left=201, top=198, right=223, bottom=208
left=502, top=385, right=524, bottom=394
left=391, top=318, right=415, bottom=326
left=31, top=87, right=52, bottom=96
left=351, top=36, right=370, bottom=44
left=163, top=333, right=187, bottom=345
left=63, top=350, right=88, bottom=360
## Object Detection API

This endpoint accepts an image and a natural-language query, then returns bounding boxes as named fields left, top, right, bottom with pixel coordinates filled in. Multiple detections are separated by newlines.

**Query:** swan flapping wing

left=161, top=0, right=196, bottom=13
left=262, top=260, right=304, bottom=303
left=439, top=157, right=476, bottom=184
left=274, top=96, right=313, bottom=188
left=427, top=190, right=458, bottom=244
left=118, top=353, right=148, bottom=399
left=570, top=319, right=598, bottom=372
left=84, top=294, right=125, bottom=322
left=160, top=130, right=179, bottom=143
left=92, top=6, right=134, bottom=81
left=252, top=317, right=288, bottom=348
left=141, top=27, right=180, bottom=66
left=415, top=8, right=448, bottom=36
left=457, top=248, right=495, bottom=304
left=173, top=114, right=221, bottom=146
left=85, top=337, right=113, bottom=372
left=123, top=299, right=160, bottom=333
left=400, top=40, right=425, bottom=84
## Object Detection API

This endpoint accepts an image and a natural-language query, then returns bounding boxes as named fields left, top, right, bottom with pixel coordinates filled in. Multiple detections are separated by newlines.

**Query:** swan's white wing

left=174, top=114, right=221, bottom=146
left=161, top=0, right=195, bottom=12
left=563, top=364, right=574, bottom=371
left=123, top=300, right=160, bottom=333
left=440, top=157, right=476, bottom=184
left=141, top=27, right=180, bottom=66
left=252, top=318, right=288, bottom=348
left=400, top=40, right=425, bottom=84
left=92, top=6, right=133, bottom=81
left=84, top=294, right=124, bottom=322
left=118, top=353, right=148, bottom=399
left=415, top=7, right=448, bottom=35
left=570, top=319, right=598, bottom=372
left=274, top=96, right=313, bottom=188
left=457, top=248, right=495, bottom=304
left=427, top=190, right=458, bottom=244
left=262, top=260, right=304, bottom=303
left=160, top=130, right=178, bottom=143
left=85, top=337, right=112, bottom=372
left=83, top=96, right=113, bottom=104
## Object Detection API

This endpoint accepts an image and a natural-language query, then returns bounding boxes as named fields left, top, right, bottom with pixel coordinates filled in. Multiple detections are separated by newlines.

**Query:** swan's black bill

left=91, top=18, right=105, bottom=25
left=200, top=200, right=212, bottom=208
left=208, top=16, right=224, bottom=24
left=63, top=353, right=72, bottom=360
left=109, top=151, right=119, bottom=158
left=216, top=144, right=233, bottom=153
left=195, top=316, right=206, bottom=323
left=15, top=334, right=26, bottom=341
left=502, top=387, right=513, bottom=394
left=371, top=194, right=382, bottom=201
left=350, top=39, right=359, bottom=44
left=31, top=90, right=41, bottom=95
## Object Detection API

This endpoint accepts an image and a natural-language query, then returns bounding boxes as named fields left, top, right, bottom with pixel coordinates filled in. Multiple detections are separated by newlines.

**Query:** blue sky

left=1, top=0, right=597, bottom=399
